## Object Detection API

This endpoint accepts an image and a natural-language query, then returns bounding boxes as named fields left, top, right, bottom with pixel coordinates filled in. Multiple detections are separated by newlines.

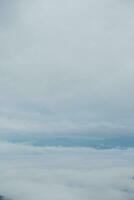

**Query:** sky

left=1, top=1, right=134, bottom=199
left=0, top=0, right=134, bottom=146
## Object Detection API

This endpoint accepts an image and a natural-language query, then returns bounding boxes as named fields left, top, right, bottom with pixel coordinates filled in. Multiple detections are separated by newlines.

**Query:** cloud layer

left=0, top=142, right=133, bottom=200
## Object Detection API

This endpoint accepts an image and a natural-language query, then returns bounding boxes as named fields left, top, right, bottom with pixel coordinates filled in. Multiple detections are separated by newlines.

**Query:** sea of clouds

left=0, top=142, right=133, bottom=200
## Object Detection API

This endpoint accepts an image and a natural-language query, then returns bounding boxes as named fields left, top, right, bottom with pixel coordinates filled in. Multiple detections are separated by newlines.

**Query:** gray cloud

left=0, top=0, right=134, bottom=137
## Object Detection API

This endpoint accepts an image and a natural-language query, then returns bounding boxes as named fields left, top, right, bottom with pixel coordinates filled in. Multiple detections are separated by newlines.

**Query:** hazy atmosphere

left=0, top=0, right=134, bottom=199
left=1, top=0, right=134, bottom=143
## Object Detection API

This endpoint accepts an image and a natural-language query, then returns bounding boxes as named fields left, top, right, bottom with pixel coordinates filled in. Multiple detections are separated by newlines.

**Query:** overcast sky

left=0, top=0, right=134, bottom=139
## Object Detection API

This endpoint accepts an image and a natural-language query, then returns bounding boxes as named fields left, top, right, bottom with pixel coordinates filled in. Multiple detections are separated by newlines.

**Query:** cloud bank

left=0, top=142, right=133, bottom=200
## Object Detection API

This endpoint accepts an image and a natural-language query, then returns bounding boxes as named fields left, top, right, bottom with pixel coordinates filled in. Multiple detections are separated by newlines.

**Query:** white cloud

left=0, top=142, right=134, bottom=200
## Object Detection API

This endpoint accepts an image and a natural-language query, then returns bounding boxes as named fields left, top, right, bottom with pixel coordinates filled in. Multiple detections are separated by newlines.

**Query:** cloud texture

left=0, top=142, right=133, bottom=200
